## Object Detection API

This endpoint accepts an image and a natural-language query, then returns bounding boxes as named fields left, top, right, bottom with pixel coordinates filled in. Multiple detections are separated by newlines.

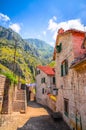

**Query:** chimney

left=58, top=28, right=64, bottom=34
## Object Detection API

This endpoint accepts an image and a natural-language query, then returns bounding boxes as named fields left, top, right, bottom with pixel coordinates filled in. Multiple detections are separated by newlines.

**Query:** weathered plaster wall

left=55, top=32, right=86, bottom=130
left=0, top=75, right=6, bottom=112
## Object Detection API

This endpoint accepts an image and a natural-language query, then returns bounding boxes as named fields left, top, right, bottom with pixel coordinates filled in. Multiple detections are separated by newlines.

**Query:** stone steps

left=12, top=88, right=26, bottom=113
left=13, top=101, right=25, bottom=112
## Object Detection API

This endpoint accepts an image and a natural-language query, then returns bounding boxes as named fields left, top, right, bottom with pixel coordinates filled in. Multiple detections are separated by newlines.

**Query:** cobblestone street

left=0, top=101, right=71, bottom=130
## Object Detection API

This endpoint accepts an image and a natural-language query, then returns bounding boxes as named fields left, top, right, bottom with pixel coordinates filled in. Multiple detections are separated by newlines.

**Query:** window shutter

left=56, top=45, right=60, bottom=53
left=38, top=70, right=40, bottom=74
left=64, top=98, right=69, bottom=116
left=56, top=43, right=62, bottom=53
left=41, top=79, right=43, bottom=83
left=44, top=78, right=45, bottom=83
left=65, top=60, right=68, bottom=75
left=41, top=78, right=45, bottom=83
left=61, top=64, right=63, bottom=76
left=53, top=77, right=55, bottom=84
left=42, top=88, right=44, bottom=94
left=59, top=43, right=62, bottom=52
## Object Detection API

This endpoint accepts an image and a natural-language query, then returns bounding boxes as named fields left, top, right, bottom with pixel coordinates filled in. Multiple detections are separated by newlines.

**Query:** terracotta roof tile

left=37, top=65, right=55, bottom=76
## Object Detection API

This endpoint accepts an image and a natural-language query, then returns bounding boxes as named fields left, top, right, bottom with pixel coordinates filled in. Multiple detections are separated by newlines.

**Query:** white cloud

left=49, top=41, right=55, bottom=47
left=53, top=16, right=57, bottom=21
left=38, top=34, right=41, bottom=38
left=48, top=16, right=58, bottom=32
left=43, top=31, right=46, bottom=36
left=0, top=13, right=22, bottom=34
left=0, top=13, right=10, bottom=21
left=48, top=17, right=86, bottom=40
left=9, top=23, right=21, bottom=33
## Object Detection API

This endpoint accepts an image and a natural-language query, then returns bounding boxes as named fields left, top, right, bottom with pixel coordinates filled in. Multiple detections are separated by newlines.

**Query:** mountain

left=0, top=26, right=54, bottom=83
left=25, top=38, right=53, bottom=64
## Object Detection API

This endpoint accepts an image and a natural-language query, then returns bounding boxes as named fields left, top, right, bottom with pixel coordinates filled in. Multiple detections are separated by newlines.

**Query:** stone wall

left=0, top=75, right=10, bottom=114
left=0, top=75, right=6, bottom=113
left=55, top=31, right=86, bottom=130
left=71, top=63, right=86, bottom=130
left=47, top=96, right=56, bottom=112
left=12, top=87, right=27, bottom=113
left=36, top=68, right=56, bottom=108
left=36, top=69, right=48, bottom=105
left=1, top=78, right=10, bottom=114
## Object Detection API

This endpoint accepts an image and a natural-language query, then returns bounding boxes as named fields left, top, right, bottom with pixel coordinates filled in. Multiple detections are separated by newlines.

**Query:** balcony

left=70, top=53, right=86, bottom=69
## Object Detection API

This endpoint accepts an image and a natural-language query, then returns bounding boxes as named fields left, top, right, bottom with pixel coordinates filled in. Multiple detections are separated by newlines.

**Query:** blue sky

left=0, top=0, right=86, bottom=46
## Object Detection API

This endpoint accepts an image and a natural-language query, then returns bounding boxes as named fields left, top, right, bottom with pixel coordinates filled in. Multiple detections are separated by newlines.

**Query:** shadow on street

left=17, top=101, right=71, bottom=130
left=27, top=101, right=44, bottom=108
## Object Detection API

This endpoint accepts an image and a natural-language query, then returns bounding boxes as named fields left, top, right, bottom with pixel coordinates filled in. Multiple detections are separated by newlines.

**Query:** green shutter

left=44, top=78, right=45, bottom=83
left=41, top=78, right=43, bottom=83
left=56, top=45, right=59, bottom=53
left=56, top=43, right=62, bottom=53
left=41, top=78, right=45, bottom=83
left=59, top=43, right=62, bottom=52
left=61, top=64, right=63, bottom=76
left=65, top=60, right=68, bottom=75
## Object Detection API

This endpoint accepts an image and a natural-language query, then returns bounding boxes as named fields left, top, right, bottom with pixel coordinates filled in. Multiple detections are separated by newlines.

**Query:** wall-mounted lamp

left=52, top=88, right=58, bottom=96
left=52, top=85, right=63, bottom=96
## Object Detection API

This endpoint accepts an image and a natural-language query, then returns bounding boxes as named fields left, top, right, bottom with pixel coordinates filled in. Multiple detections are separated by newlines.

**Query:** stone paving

left=0, top=101, right=71, bottom=130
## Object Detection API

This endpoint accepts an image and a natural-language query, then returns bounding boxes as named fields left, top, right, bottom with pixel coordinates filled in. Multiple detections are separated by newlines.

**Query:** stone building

left=36, top=65, right=57, bottom=111
left=53, top=28, right=86, bottom=130
left=0, top=75, right=10, bottom=114
left=0, top=75, right=6, bottom=113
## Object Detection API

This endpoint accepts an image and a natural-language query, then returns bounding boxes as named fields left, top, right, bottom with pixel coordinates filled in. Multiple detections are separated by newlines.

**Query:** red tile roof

left=37, top=65, right=55, bottom=76
left=53, top=28, right=85, bottom=60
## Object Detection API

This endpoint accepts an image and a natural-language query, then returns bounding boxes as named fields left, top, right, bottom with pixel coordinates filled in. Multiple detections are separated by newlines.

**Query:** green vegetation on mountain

left=48, top=60, right=55, bottom=67
left=0, top=26, right=54, bottom=83
left=25, top=38, right=53, bottom=64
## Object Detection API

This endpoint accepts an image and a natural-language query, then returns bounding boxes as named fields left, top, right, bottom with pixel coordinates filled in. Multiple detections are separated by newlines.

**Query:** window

left=61, top=59, right=68, bottom=76
left=56, top=43, right=62, bottom=53
left=82, top=37, right=86, bottom=49
left=53, top=77, right=55, bottom=84
left=42, top=88, right=44, bottom=94
left=36, top=70, right=40, bottom=75
left=41, top=77, right=45, bottom=83
left=64, top=98, right=69, bottom=117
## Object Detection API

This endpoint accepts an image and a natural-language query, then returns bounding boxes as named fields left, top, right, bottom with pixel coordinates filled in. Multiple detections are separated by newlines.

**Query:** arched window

left=61, top=59, right=68, bottom=76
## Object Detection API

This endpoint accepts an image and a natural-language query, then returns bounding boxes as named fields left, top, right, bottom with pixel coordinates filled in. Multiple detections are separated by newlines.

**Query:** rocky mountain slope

left=0, top=26, right=54, bottom=83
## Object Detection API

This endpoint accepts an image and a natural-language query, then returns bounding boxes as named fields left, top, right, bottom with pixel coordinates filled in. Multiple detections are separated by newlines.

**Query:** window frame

left=42, top=88, right=45, bottom=94
left=41, top=77, right=45, bottom=83
left=56, top=43, right=62, bottom=53
left=53, top=76, right=55, bottom=84
left=64, top=98, right=69, bottom=117
left=36, top=70, right=40, bottom=75
left=61, top=59, right=68, bottom=76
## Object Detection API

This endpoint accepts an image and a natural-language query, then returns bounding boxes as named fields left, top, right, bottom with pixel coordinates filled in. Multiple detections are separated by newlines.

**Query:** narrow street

left=0, top=101, right=70, bottom=130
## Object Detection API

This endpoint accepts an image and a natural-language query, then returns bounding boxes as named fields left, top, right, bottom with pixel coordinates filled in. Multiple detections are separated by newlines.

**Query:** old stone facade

left=0, top=75, right=6, bottom=113
left=54, top=28, right=86, bottom=130
left=0, top=75, right=10, bottom=114
left=36, top=66, right=57, bottom=111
